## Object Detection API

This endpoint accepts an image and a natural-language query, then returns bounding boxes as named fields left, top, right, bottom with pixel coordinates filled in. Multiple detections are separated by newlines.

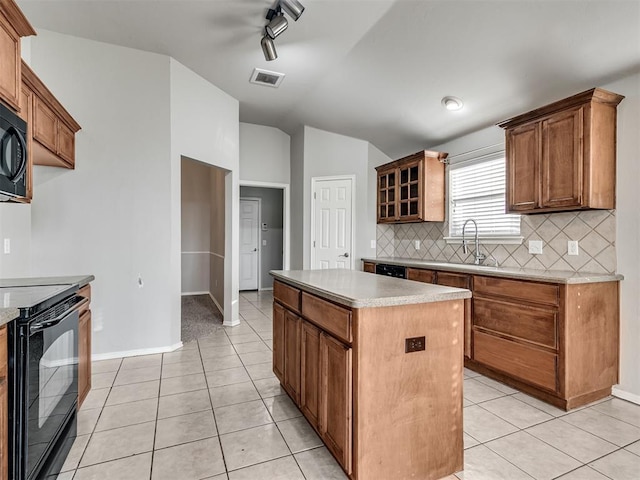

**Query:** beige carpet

left=181, top=295, right=224, bottom=343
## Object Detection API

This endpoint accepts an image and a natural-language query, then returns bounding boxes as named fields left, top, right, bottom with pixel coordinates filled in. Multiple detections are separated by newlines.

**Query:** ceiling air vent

left=250, top=68, right=285, bottom=88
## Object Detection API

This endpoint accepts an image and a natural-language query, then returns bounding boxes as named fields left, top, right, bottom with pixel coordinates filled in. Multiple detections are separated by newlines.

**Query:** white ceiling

left=18, top=0, right=640, bottom=158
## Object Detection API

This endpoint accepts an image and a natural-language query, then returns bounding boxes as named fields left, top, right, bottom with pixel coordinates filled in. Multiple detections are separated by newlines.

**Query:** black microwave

left=0, top=101, right=28, bottom=201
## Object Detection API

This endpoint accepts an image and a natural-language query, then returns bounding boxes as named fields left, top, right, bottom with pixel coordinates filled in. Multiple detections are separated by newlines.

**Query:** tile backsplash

left=377, top=210, right=616, bottom=274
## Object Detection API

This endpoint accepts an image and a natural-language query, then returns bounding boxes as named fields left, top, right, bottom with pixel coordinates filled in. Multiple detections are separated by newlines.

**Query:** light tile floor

left=58, top=290, right=640, bottom=480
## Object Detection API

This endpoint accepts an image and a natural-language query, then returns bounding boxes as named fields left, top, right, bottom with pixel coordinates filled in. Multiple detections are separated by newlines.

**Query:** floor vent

left=250, top=68, right=285, bottom=88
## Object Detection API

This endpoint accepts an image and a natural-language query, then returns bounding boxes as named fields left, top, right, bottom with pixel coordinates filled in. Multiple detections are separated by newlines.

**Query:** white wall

left=28, top=30, right=175, bottom=356
left=181, top=159, right=211, bottom=294
left=240, top=123, right=290, bottom=184
left=290, top=127, right=304, bottom=269
left=606, top=73, right=640, bottom=402
left=301, top=127, right=370, bottom=269
left=0, top=204, right=31, bottom=277
left=169, top=59, right=240, bottom=328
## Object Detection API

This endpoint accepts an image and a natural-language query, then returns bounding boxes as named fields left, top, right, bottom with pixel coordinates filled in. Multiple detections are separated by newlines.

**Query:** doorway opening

left=240, top=184, right=285, bottom=291
left=180, top=157, right=228, bottom=341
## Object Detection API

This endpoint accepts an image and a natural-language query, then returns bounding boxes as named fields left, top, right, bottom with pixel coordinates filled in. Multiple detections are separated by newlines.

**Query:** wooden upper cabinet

left=18, top=83, right=33, bottom=200
left=0, top=0, right=36, bottom=111
left=499, top=88, right=623, bottom=214
left=376, top=150, right=448, bottom=223
left=21, top=60, right=81, bottom=169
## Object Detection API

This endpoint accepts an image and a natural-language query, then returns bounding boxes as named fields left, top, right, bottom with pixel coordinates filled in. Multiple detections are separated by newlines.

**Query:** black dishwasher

left=375, top=263, right=407, bottom=279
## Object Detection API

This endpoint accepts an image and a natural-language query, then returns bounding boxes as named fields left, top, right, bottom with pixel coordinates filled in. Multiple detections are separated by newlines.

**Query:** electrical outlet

left=3, top=238, right=9, bottom=254
left=568, top=240, right=579, bottom=256
left=528, top=240, right=543, bottom=255
left=405, top=336, right=426, bottom=353
left=414, top=240, right=421, bottom=250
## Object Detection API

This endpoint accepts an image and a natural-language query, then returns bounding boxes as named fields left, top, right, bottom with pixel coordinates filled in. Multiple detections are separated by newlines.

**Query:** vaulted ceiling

left=18, top=0, right=640, bottom=158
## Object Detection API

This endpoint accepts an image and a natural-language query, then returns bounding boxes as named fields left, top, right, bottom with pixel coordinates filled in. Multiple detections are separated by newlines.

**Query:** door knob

left=339, top=253, right=349, bottom=258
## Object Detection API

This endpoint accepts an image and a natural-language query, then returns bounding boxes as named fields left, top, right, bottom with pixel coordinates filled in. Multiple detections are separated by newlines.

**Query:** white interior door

left=239, top=199, right=260, bottom=290
left=312, top=177, right=353, bottom=269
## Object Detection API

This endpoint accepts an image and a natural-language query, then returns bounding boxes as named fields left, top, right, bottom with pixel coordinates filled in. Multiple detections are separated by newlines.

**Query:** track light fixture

left=259, top=0, right=305, bottom=61
left=280, top=0, right=305, bottom=21
left=266, top=8, right=288, bottom=39
left=261, top=35, right=277, bottom=61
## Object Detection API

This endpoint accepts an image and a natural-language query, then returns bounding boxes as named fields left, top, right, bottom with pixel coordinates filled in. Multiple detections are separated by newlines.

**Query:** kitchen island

left=270, top=269, right=471, bottom=480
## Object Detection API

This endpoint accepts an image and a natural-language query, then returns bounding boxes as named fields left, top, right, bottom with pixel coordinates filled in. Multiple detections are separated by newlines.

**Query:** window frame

left=444, top=150, right=523, bottom=245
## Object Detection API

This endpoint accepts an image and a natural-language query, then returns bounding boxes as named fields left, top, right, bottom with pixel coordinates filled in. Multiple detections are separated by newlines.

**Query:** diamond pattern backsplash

left=376, top=210, right=617, bottom=274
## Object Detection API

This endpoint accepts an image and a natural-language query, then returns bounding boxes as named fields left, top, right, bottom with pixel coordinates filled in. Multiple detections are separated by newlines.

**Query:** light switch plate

left=370, top=240, right=376, bottom=249
left=3, top=238, right=9, bottom=254
left=528, top=240, right=543, bottom=255
left=568, top=240, right=579, bottom=256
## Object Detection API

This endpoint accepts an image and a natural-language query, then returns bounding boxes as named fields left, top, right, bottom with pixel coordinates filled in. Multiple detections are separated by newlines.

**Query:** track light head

left=280, top=0, right=304, bottom=21
left=261, top=34, right=277, bottom=61
left=266, top=12, right=288, bottom=39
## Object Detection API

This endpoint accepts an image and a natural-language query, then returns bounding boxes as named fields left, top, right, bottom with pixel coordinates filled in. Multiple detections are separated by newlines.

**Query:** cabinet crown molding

left=497, top=88, right=625, bottom=129
left=0, top=0, right=36, bottom=36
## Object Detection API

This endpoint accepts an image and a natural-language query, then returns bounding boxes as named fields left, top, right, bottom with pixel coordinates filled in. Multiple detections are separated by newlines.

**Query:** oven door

left=23, top=306, right=79, bottom=480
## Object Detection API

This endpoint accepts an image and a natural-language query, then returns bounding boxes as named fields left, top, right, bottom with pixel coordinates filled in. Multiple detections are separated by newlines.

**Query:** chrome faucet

left=462, top=219, right=486, bottom=265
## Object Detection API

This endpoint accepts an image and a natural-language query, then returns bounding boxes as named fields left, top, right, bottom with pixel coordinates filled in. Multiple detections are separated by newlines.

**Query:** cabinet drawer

left=474, top=298, right=557, bottom=349
left=301, top=293, right=352, bottom=344
left=474, top=275, right=559, bottom=306
left=474, top=331, right=557, bottom=392
left=407, top=268, right=435, bottom=284
left=362, top=262, right=375, bottom=273
left=0, top=326, right=6, bottom=380
left=274, top=281, right=301, bottom=313
left=437, top=272, right=470, bottom=289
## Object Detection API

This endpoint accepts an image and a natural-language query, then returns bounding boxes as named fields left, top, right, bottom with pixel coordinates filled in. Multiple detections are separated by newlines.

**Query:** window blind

left=449, top=157, right=520, bottom=237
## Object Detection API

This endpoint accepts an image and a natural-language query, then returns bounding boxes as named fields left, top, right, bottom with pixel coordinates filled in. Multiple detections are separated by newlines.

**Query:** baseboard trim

left=182, top=291, right=209, bottom=296
left=92, top=342, right=183, bottom=361
left=259, top=287, right=273, bottom=291
left=208, top=292, right=224, bottom=316
left=612, top=386, right=640, bottom=405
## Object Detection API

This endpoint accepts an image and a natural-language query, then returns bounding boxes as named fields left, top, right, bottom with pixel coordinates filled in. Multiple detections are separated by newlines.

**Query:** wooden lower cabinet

left=77, top=284, right=93, bottom=408
left=273, top=279, right=463, bottom=480
left=469, top=276, right=619, bottom=409
left=272, top=302, right=285, bottom=383
left=362, top=261, right=375, bottom=273
left=300, top=321, right=320, bottom=426
left=78, top=310, right=92, bottom=408
left=283, top=311, right=301, bottom=404
left=319, top=332, right=352, bottom=474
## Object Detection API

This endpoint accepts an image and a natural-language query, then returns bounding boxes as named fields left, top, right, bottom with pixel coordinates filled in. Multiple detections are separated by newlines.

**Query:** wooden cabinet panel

left=33, top=97, right=57, bottom=153
left=300, top=320, right=320, bottom=428
left=272, top=302, right=285, bottom=383
left=301, top=292, right=352, bottom=344
left=436, top=272, right=471, bottom=359
left=376, top=150, right=447, bottom=223
left=541, top=107, right=583, bottom=208
left=362, top=262, right=375, bottom=273
left=284, top=311, right=301, bottom=404
left=474, top=331, right=557, bottom=392
left=78, top=310, right=92, bottom=408
left=18, top=85, right=33, bottom=200
left=474, top=275, right=559, bottom=306
left=319, top=333, right=352, bottom=474
left=57, top=121, right=75, bottom=165
left=0, top=326, right=6, bottom=380
left=0, top=0, right=35, bottom=112
left=474, top=297, right=557, bottom=348
left=407, top=267, right=435, bottom=284
left=274, top=280, right=301, bottom=313
left=22, top=61, right=81, bottom=169
left=0, top=18, right=20, bottom=111
left=507, top=122, right=539, bottom=211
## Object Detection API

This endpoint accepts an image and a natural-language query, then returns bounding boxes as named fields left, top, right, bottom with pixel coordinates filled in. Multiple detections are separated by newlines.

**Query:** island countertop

left=270, top=269, right=471, bottom=308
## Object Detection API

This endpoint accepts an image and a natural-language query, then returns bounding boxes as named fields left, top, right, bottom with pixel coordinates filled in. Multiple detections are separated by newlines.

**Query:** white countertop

left=364, top=258, right=623, bottom=284
left=270, top=269, right=471, bottom=308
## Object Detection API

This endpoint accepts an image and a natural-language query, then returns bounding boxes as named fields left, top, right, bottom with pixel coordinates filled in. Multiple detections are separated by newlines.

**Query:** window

left=447, top=154, right=521, bottom=242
